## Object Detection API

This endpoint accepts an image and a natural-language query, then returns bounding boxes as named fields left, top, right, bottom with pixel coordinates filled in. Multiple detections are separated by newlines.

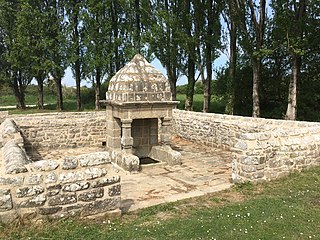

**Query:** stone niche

left=104, top=54, right=181, bottom=171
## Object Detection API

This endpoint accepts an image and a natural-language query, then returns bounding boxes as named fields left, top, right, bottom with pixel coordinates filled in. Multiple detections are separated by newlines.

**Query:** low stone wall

left=0, top=111, right=8, bottom=124
left=13, top=112, right=107, bottom=149
left=172, top=109, right=320, bottom=183
left=0, top=154, right=121, bottom=224
left=0, top=118, right=121, bottom=224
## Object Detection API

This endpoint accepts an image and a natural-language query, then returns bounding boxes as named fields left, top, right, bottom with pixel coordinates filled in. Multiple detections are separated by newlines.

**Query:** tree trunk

left=166, top=65, right=177, bottom=100
left=252, top=58, right=261, bottom=117
left=202, top=0, right=213, bottom=113
left=11, top=73, right=26, bottom=110
left=185, top=55, right=195, bottom=111
left=37, top=77, right=44, bottom=109
left=75, top=60, right=81, bottom=111
left=225, top=20, right=236, bottom=115
left=95, top=68, right=101, bottom=110
left=285, top=54, right=301, bottom=120
left=54, top=76, right=63, bottom=111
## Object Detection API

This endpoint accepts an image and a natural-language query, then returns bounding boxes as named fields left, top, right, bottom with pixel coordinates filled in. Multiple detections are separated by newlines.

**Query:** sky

left=61, top=54, right=229, bottom=87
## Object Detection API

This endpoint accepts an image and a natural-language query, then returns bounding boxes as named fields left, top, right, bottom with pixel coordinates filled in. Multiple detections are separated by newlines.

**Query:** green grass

left=177, top=94, right=226, bottom=113
left=1, top=166, right=320, bottom=239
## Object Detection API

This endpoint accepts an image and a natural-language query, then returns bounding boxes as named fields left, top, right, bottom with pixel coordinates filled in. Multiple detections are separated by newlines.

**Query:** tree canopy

left=0, top=0, right=319, bottom=121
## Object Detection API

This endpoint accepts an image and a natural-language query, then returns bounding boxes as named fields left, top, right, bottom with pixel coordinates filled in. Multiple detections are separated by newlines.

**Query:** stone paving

left=119, top=137, right=233, bottom=212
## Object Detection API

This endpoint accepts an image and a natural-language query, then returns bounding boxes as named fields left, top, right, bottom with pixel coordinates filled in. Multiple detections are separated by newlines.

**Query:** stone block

left=78, top=152, right=111, bottom=167
left=38, top=206, right=62, bottom=215
left=47, top=184, right=62, bottom=197
left=84, top=168, right=107, bottom=180
left=148, top=145, right=181, bottom=166
left=48, top=193, right=77, bottom=206
left=45, top=172, right=58, bottom=184
left=26, top=174, right=43, bottom=185
left=62, top=182, right=90, bottom=192
left=80, top=198, right=120, bottom=217
left=0, top=189, right=12, bottom=211
left=0, top=176, right=24, bottom=186
left=234, top=141, right=248, bottom=150
left=30, top=160, right=59, bottom=172
left=91, top=176, right=120, bottom=188
left=3, top=140, right=29, bottom=174
left=19, top=194, right=46, bottom=208
left=108, top=184, right=121, bottom=197
left=62, top=157, right=78, bottom=170
left=16, top=185, right=44, bottom=198
left=78, top=188, right=104, bottom=202
left=59, top=171, right=85, bottom=183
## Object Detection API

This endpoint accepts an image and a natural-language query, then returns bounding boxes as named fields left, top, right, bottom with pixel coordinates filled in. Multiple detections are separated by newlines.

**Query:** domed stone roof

left=106, top=54, right=172, bottom=103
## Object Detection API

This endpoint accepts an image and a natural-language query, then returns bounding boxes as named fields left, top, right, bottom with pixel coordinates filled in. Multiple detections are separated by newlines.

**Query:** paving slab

left=119, top=137, right=233, bottom=212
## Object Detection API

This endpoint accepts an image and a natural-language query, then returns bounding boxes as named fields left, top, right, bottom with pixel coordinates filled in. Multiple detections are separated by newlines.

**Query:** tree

left=182, top=0, right=196, bottom=111
left=150, top=0, right=184, bottom=100
left=271, top=0, right=307, bottom=120
left=47, top=0, right=68, bottom=111
left=17, top=0, right=52, bottom=109
left=194, top=0, right=222, bottom=113
left=228, top=0, right=267, bottom=117
left=66, top=0, right=85, bottom=111
left=223, top=0, right=237, bottom=115
left=83, top=0, right=112, bottom=110
left=0, top=0, right=32, bottom=109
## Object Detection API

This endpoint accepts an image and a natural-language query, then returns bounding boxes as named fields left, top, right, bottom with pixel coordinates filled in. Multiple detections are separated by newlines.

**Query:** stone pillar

left=121, top=119, right=133, bottom=153
left=160, top=117, right=172, bottom=145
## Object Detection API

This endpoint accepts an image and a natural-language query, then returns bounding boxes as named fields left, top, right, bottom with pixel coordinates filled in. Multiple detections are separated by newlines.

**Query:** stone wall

left=0, top=118, right=121, bottom=224
left=172, top=109, right=320, bottom=183
left=13, top=112, right=107, bottom=150
left=0, top=111, right=8, bottom=124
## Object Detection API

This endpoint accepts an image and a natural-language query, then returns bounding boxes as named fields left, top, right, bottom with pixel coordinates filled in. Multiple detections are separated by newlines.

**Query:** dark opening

left=102, top=141, right=106, bottom=146
left=140, top=157, right=159, bottom=165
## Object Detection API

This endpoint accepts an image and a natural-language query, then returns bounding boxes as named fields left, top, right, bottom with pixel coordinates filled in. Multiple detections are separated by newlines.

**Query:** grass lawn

left=1, top=166, right=320, bottom=239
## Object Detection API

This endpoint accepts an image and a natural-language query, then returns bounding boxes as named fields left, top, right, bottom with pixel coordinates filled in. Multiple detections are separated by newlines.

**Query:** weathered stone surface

left=234, top=141, right=248, bottom=150
left=78, top=188, right=104, bottom=202
left=81, top=198, right=120, bottom=217
left=108, top=184, right=121, bottom=197
left=91, top=176, right=120, bottom=188
left=16, top=185, right=44, bottom=198
left=0, top=189, right=12, bottom=211
left=47, top=184, right=62, bottom=197
left=0, top=176, right=24, bottom=186
left=30, top=160, right=59, bottom=172
left=3, top=140, right=29, bottom=174
left=0, top=210, right=19, bottom=224
left=78, top=152, right=111, bottom=167
left=84, top=168, right=107, bottom=180
left=48, top=193, right=77, bottom=206
left=38, top=206, right=62, bottom=215
left=19, top=194, right=46, bottom=208
left=26, top=174, right=43, bottom=185
left=62, top=157, right=78, bottom=170
left=62, top=182, right=90, bottom=192
left=59, top=171, right=85, bottom=183
left=45, top=172, right=58, bottom=183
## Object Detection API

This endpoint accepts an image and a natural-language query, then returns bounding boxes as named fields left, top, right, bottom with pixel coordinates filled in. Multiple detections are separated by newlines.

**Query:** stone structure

left=1, top=55, right=320, bottom=224
left=13, top=112, right=107, bottom=150
left=104, top=54, right=181, bottom=171
left=172, top=109, right=320, bottom=183
left=0, top=118, right=121, bottom=224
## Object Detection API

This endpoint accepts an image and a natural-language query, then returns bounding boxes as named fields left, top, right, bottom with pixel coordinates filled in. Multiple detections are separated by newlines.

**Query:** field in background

left=0, top=84, right=227, bottom=114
